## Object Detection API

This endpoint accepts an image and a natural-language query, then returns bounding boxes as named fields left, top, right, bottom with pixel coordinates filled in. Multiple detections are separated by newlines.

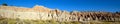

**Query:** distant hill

left=0, top=5, right=120, bottom=22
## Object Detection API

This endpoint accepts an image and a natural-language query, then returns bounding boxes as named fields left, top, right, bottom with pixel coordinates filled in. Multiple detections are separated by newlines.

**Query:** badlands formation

left=0, top=5, right=120, bottom=22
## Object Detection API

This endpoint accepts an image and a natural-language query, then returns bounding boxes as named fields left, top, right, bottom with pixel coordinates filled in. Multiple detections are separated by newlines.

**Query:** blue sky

left=0, top=0, right=120, bottom=12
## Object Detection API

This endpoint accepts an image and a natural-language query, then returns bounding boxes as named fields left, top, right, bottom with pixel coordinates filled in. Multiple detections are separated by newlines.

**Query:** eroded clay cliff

left=0, top=5, right=120, bottom=22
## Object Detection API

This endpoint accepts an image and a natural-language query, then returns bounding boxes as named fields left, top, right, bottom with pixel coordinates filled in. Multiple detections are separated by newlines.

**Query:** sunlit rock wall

left=0, top=5, right=120, bottom=22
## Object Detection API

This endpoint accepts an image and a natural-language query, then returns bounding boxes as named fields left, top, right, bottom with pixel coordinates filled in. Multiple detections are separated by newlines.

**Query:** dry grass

left=0, top=18, right=120, bottom=24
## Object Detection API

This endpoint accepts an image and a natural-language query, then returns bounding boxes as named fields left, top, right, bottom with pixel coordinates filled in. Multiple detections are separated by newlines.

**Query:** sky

left=0, top=0, right=120, bottom=12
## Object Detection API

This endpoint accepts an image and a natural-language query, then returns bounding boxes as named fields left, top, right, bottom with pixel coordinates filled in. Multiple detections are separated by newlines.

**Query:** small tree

left=116, top=11, right=120, bottom=15
left=2, top=3, right=7, bottom=6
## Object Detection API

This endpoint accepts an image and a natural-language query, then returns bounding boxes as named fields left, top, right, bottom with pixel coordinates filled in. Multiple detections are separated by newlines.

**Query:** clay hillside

left=0, top=5, right=120, bottom=22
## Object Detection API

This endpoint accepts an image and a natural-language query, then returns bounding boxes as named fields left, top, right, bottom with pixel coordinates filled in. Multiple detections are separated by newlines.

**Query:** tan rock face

left=33, top=5, right=50, bottom=12
left=0, top=5, right=120, bottom=22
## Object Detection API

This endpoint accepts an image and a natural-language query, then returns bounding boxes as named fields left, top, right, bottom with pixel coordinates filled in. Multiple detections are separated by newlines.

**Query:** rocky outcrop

left=0, top=5, right=120, bottom=22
